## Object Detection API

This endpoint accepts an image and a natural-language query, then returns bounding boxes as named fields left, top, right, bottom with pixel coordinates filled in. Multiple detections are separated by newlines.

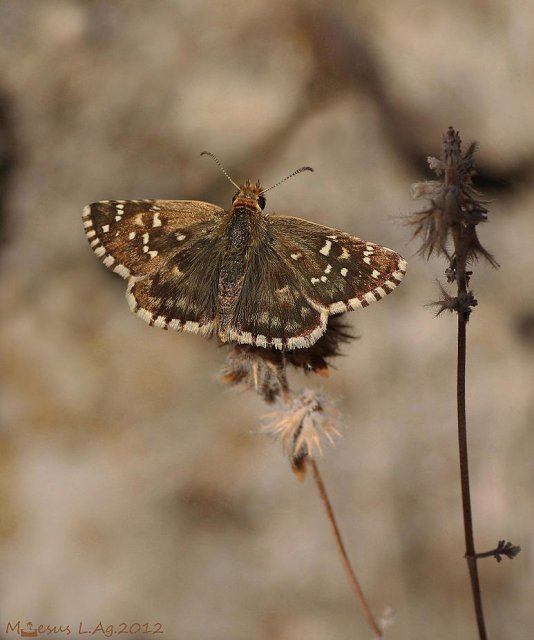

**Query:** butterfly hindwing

left=83, top=199, right=225, bottom=333
left=228, top=241, right=328, bottom=349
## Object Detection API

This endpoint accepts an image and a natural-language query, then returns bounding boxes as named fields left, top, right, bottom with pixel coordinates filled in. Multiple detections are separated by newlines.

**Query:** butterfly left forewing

left=269, top=215, right=406, bottom=315
left=83, top=199, right=223, bottom=278
left=83, top=199, right=225, bottom=334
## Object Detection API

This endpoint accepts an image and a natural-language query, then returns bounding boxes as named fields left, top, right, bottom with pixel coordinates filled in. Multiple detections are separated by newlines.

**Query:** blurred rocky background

left=1, top=1, right=533, bottom=639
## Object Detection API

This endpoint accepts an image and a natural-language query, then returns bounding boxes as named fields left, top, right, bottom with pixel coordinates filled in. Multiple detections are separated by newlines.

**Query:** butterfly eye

left=258, top=195, right=266, bottom=210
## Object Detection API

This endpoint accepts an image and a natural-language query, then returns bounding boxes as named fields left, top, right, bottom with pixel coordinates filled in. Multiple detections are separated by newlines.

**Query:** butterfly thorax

left=217, top=181, right=267, bottom=336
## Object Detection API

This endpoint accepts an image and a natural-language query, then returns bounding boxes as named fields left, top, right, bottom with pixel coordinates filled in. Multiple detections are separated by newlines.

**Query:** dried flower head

left=262, top=389, right=341, bottom=476
left=492, top=540, right=521, bottom=563
left=408, top=126, right=498, bottom=268
left=220, top=344, right=289, bottom=403
left=220, top=314, right=355, bottom=403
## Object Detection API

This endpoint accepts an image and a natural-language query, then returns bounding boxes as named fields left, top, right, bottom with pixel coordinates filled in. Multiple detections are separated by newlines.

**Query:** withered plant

left=408, top=127, right=520, bottom=640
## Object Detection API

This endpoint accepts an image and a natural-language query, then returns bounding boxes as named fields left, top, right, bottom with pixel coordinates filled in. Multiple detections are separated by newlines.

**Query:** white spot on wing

left=137, top=308, right=153, bottom=323
left=153, top=316, right=168, bottom=329
left=148, top=250, right=158, bottom=258
left=176, top=234, right=186, bottom=241
left=255, top=335, right=268, bottom=348
left=128, top=232, right=136, bottom=240
left=324, top=264, right=332, bottom=274
left=102, top=224, right=110, bottom=233
left=227, top=329, right=253, bottom=345
left=291, top=252, right=302, bottom=260
left=340, top=267, right=348, bottom=277
left=113, top=264, right=130, bottom=278
left=372, top=269, right=380, bottom=279
left=319, top=239, right=332, bottom=256
left=275, top=285, right=289, bottom=295
left=152, top=212, right=162, bottom=227
left=287, top=336, right=307, bottom=348
left=329, top=301, right=347, bottom=314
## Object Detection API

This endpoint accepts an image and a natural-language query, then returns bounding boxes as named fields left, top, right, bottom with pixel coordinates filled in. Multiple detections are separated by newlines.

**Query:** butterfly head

left=200, top=151, right=313, bottom=215
left=232, top=180, right=266, bottom=212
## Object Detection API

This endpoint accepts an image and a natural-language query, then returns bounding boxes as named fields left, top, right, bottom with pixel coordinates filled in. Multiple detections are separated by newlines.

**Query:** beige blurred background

left=1, top=1, right=533, bottom=639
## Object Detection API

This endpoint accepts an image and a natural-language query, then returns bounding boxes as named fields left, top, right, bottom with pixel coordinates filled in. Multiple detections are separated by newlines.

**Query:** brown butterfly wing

left=227, top=215, right=406, bottom=349
left=83, top=199, right=225, bottom=333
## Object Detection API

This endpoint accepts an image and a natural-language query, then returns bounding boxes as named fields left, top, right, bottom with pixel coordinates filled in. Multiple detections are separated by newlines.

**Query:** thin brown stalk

left=310, top=458, right=383, bottom=638
left=457, top=284, right=487, bottom=639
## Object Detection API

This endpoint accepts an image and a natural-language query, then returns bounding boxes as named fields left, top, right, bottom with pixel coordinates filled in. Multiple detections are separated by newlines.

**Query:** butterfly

left=83, top=153, right=406, bottom=350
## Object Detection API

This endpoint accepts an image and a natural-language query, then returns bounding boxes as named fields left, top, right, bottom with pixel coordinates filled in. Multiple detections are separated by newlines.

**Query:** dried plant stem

left=457, top=311, right=487, bottom=640
left=456, top=239, right=487, bottom=638
left=310, top=458, right=382, bottom=638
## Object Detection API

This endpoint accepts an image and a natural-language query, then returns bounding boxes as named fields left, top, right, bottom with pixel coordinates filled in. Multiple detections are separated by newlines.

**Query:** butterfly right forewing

left=269, top=215, right=406, bottom=315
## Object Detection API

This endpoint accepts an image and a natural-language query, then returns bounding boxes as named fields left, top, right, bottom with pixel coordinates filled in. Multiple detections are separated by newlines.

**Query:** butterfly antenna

left=259, top=166, right=314, bottom=195
left=200, top=151, right=240, bottom=190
